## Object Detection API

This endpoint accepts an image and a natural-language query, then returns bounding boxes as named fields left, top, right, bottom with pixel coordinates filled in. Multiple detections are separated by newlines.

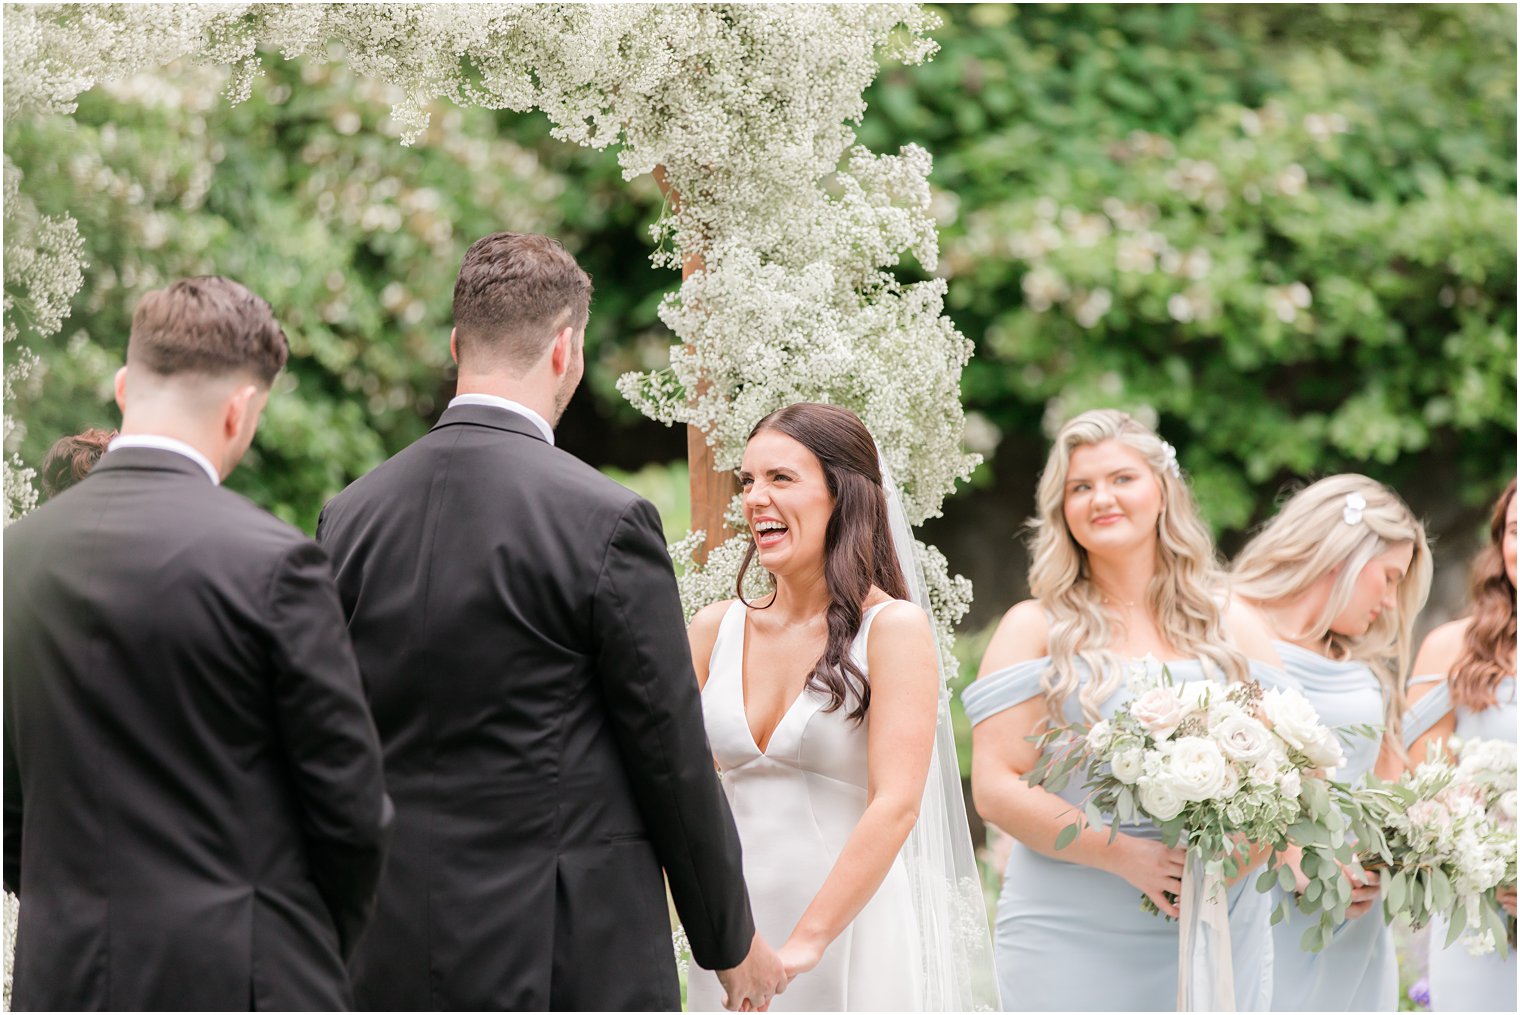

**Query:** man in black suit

left=3, top=277, right=392, bottom=1010
left=317, top=233, right=785, bottom=1011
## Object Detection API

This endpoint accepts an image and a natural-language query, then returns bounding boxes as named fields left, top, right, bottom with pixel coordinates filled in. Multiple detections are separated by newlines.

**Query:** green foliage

left=861, top=4, right=1517, bottom=531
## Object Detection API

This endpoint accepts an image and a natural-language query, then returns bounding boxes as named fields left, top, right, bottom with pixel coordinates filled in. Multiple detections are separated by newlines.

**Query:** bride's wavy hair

left=1451, top=478, right=1517, bottom=711
left=1029, top=409, right=1248, bottom=724
left=1231, top=475, right=1431, bottom=751
left=736, top=402, right=907, bottom=722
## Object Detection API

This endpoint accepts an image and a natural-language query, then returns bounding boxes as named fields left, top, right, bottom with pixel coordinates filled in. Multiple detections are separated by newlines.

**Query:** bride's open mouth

left=754, top=520, right=788, bottom=548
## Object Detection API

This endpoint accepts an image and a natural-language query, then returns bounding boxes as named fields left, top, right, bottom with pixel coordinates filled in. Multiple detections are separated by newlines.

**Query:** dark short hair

left=452, top=232, right=593, bottom=372
left=40, top=427, right=117, bottom=498
left=127, top=276, right=289, bottom=386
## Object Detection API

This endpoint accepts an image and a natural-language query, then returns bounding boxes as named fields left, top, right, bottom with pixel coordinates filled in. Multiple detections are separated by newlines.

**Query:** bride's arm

left=776, top=601, right=939, bottom=980
left=970, top=601, right=1185, bottom=917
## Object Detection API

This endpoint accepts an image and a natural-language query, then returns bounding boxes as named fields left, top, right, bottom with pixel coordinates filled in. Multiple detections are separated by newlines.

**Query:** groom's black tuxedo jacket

left=2, top=447, right=392, bottom=1011
left=317, top=403, right=754, bottom=1011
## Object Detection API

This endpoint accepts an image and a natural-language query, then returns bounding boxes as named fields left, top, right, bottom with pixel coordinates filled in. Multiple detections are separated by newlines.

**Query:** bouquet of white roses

left=1354, top=737, right=1516, bottom=956
left=1027, top=658, right=1363, bottom=950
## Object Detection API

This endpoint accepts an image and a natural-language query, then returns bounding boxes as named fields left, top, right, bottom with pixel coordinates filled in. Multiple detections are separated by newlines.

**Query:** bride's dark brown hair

left=1451, top=478, right=1517, bottom=710
left=736, top=403, right=907, bottom=722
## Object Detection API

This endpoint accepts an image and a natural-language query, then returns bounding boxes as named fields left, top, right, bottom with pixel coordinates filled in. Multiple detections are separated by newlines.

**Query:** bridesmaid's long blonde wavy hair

left=1029, top=410, right=1248, bottom=723
left=1230, top=475, right=1431, bottom=749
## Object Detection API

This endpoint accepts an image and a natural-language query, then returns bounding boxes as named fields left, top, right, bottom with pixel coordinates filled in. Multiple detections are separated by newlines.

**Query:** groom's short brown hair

left=128, top=276, right=289, bottom=387
left=452, top=232, right=593, bottom=373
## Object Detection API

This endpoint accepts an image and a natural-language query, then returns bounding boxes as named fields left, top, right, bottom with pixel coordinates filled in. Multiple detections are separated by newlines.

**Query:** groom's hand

left=715, top=932, right=787, bottom=1012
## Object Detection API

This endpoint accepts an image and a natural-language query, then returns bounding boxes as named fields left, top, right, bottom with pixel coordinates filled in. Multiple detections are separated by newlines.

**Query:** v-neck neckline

left=736, top=600, right=890, bottom=756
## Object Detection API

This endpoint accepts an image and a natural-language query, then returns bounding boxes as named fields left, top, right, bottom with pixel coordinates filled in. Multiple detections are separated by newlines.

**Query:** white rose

left=1165, top=736, right=1230, bottom=802
left=1212, top=713, right=1275, bottom=763
left=1111, top=747, right=1145, bottom=785
left=1131, top=686, right=1186, bottom=739
left=1300, top=728, right=1347, bottom=771
left=1262, top=687, right=1333, bottom=754
left=1278, top=768, right=1302, bottom=799
left=1139, top=776, right=1186, bottom=821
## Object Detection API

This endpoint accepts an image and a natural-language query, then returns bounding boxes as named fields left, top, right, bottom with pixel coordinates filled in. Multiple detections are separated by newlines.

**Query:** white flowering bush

left=1355, top=738, right=1516, bottom=957
left=3, top=4, right=978, bottom=639
left=1027, top=657, right=1363, bottom=948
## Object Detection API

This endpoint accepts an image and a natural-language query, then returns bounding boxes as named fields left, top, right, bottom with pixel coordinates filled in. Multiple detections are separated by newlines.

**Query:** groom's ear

left=449, top=328, right=459, bottom=366
left=549, top=325, right=574, bottom=378
left=113, top=366, right=129, bottom=414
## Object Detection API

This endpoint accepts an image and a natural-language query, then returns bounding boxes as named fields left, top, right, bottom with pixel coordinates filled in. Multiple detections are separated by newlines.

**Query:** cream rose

left=1131, top=686, right=1186, bottom=739
left=1164, top=736, right=1230, bottom=802
left=1299, top=728, right=1346, bottom=771
left=1111, top=746, right=1145, bottom=785
left=1139, top=776, right=1185, bottom=821
left=1212, top=713, right=1274, bottom=763
left=1262, top=687, right=1333, bottom=754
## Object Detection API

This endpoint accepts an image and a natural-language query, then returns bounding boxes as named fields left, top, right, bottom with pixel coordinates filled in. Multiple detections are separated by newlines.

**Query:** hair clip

left=1343, top=491, right=1367, bottom=526
left=1159, top=440, right=1182, bottom=479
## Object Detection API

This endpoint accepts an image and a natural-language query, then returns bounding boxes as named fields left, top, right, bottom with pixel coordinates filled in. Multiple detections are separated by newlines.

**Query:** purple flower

left=1408, top=977, right=1431, bottom=1010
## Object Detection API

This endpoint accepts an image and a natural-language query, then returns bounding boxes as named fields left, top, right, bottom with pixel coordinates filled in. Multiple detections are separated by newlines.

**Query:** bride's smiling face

left=740, top=429, right=835, bottom=578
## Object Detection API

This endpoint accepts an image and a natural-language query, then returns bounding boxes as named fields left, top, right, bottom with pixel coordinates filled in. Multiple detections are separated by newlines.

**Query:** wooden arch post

left=655, top=167, right=739, bottom=565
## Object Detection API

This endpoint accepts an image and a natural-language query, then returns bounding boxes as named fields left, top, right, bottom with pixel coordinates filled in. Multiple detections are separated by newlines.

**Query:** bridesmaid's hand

left=1343, top=865, right=1381, bottom=920
left=777, top=935, right=824, bottom=983
left=1498, top=886, right=1517, bottom=918
left=1106, top=836, right=1185, bottom=919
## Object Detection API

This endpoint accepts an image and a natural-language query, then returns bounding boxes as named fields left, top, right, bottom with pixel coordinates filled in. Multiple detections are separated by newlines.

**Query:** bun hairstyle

left=1451, top=478, right=1517, bottom=710
left=736, top=402, right=907, bottom=722
left=1232, top=474, right=1432, bottom=748
left=41, top=428, right=117, bottom=498
left=1028, top=409, right=1248, bottom=723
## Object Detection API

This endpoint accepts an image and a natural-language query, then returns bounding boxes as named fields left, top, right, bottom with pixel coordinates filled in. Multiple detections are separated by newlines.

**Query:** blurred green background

left=6, top=3, right=1515, bottom=630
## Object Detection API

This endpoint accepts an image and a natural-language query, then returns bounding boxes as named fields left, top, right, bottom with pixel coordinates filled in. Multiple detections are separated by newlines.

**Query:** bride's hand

left=1103, top=835, right=1185, bottom=918
left=777, top=935, right=824, bottom=983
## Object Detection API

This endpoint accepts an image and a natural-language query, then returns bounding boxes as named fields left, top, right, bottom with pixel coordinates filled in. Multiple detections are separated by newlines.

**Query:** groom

left=317, top=232, right=784, bottom=1011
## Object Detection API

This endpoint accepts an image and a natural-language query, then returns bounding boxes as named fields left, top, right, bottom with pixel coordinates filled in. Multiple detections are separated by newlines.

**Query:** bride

left=683, top=402, right=995, bottom=1012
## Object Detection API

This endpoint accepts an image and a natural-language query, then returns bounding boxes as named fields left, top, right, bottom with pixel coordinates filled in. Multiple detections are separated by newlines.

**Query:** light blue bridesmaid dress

left=1257, top=642, right=1397, bottom=1011
left=962, top=655, right=1277, bottom=1012
left=1403, top=673, right=1517, bottom=1013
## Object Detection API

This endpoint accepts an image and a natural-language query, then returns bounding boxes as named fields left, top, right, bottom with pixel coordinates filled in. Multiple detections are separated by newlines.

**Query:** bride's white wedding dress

left=684, top=599, right=923, bottom=1012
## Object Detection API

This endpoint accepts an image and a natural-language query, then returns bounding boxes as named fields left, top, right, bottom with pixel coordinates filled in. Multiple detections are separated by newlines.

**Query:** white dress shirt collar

left=106, top=434, right=221, bottom=486
left=448, top=394, right=555, bottom=445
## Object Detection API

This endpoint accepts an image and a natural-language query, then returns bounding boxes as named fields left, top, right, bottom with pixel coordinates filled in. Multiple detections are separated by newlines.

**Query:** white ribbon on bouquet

left=1176, top=849, right=1236, bottom=1012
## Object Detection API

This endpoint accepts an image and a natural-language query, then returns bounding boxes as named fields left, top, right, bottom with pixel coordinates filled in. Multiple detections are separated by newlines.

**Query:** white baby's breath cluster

left=4, top=6, right=978, bottom=639
left=3, top=153, right=83, bottom=523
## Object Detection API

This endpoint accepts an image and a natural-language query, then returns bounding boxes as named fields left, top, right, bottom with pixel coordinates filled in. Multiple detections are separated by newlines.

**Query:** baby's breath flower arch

left=2, top=2, right=978, bottom=653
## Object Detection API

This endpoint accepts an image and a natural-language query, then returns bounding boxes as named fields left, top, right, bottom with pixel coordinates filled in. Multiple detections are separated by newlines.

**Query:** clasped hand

left=715, top=932, right=789, bottom=1012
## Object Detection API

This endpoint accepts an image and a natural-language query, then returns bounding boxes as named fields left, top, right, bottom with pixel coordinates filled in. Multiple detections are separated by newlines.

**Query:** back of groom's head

left=452, top=232, right=593, bottom=374
left=128, top=276, right=289, bottom=387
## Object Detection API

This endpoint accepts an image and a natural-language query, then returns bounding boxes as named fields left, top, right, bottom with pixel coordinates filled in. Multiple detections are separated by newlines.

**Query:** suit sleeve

left=266, top=540, right=393, bottom=959
left=4, top=702, right=20, bottom=896
left=592, top=498, right=755, bottom=971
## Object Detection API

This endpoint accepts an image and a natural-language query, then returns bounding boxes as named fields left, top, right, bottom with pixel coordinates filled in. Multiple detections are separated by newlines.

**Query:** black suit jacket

left=317, top=404, right=754, bottom=1011
left=3, top=448, right=392, bottom=1011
